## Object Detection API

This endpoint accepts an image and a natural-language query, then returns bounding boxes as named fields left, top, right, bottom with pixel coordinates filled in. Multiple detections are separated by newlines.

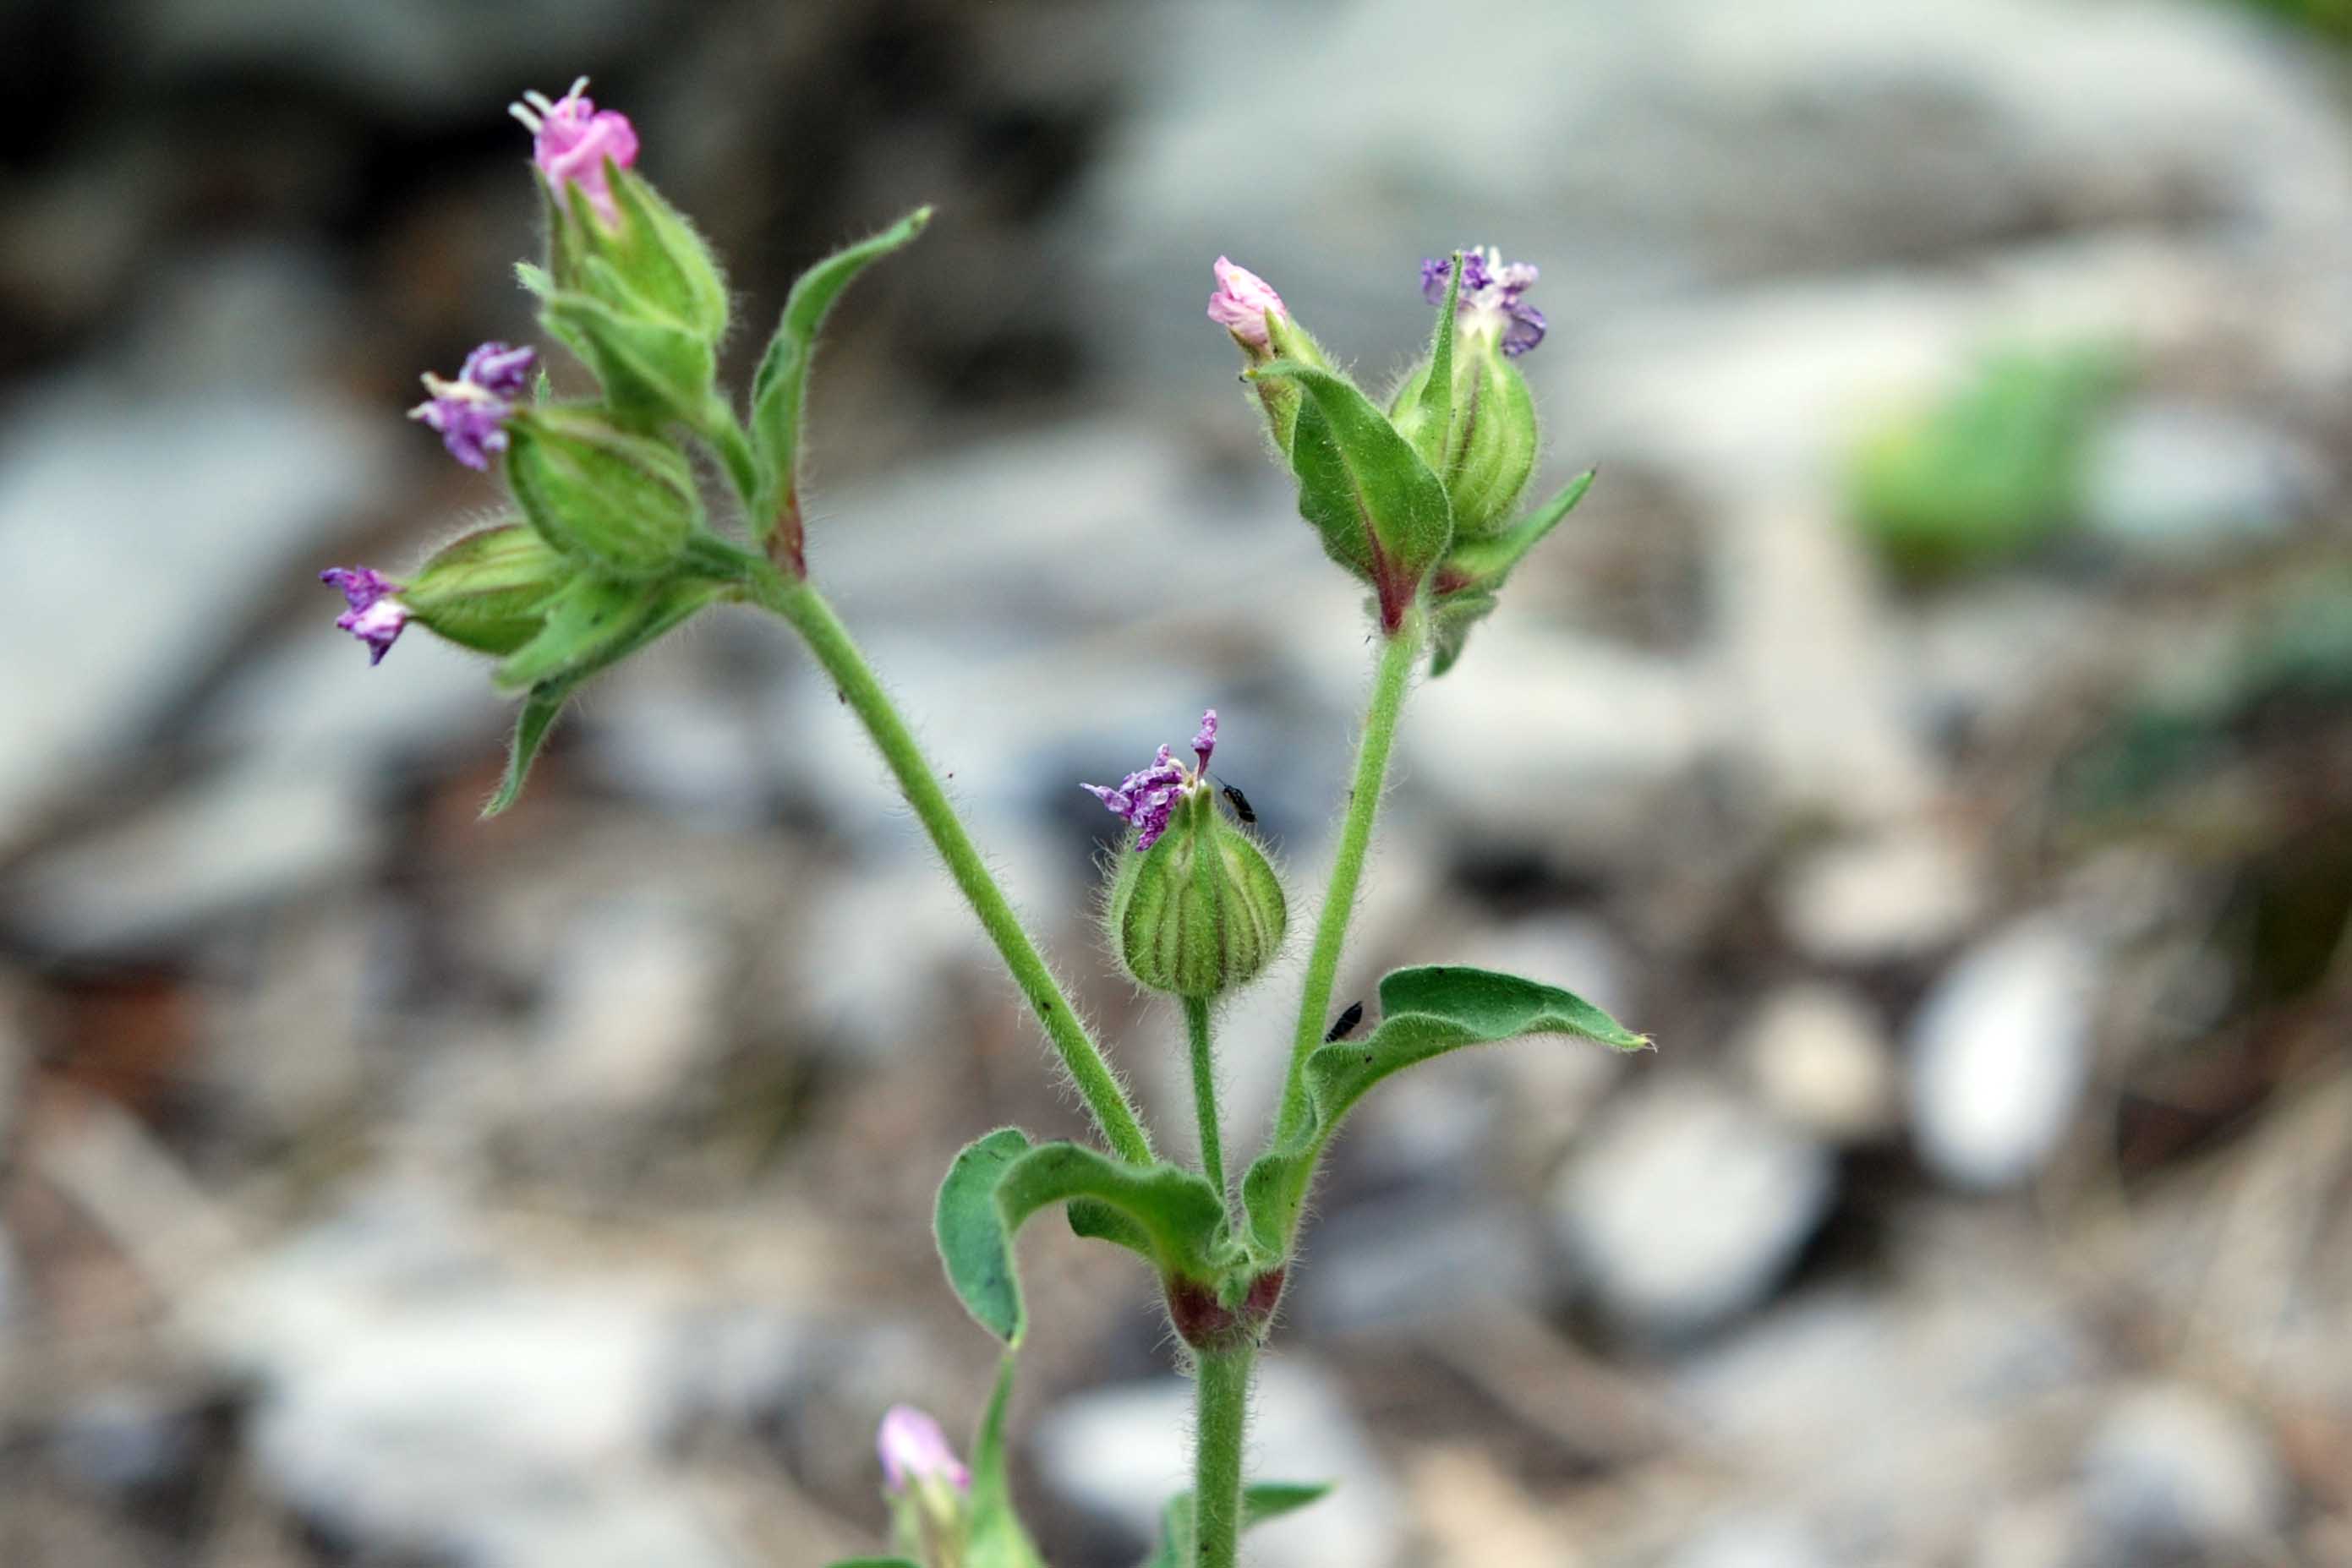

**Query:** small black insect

left=1323, top=1001, right=1364, bottom=1042
left=1220, top=782, right=1257, bottom=826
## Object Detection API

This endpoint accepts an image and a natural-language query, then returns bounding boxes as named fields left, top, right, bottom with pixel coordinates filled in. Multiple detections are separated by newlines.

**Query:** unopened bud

left=878, top=1405, right=970, bottom=1566
left=398, top=522, right=577, bottom=656
left=1206, top=256, right=1286, bottom=352
left=516, top=79, right=728, bottom=344
left=1207, top=255, right=1335, bottom=459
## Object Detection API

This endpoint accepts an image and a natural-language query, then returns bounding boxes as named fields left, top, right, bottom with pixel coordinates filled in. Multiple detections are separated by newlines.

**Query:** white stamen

left=514, top=79, right=590, bottom=135
left=416, top=372, right=495, bottom=404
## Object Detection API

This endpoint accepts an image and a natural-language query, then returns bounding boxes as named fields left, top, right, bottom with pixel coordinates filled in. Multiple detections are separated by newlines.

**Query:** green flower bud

left=1206, top=257, right=1337, bottom=460
left=400, top=522, right=577, bottom=655
left=1389, top=346, right=1539, bottom=540
left=503, top=407, right=700, bottom=579
left=1105, top=789, right=1287, bottom=998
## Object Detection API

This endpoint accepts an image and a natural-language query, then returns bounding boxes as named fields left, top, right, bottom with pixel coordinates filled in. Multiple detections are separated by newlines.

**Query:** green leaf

left=1846, top=341, right=2124, bottom=582
left=823, top=1560, right=919, bottom=1567
left=935, top=1128, right=1034, bottom=1343
left=1442, top=467, right=1594, bottom=585
left=1310, top=965, right=1649, bottom=1127
left=491, top=573, right=728, bottom=693
left=483, top=680, right=572, bottom=818
left=493, top=576, right=639, bottom=688
left=1137, top=1482, right=1334, bottom=1568
left=1425, top=467, right=1594, bottom=675
left=1250, top=359, right=1453, bottom=620
left=1244, top=964, right=1648, bottom=1256
left=1066, top=1197, right=1156, bottom=1260
left=935, top=1129, right=1228, bottom=1345
left=1236, top=1482, right=1333, bottom=1524
left=749, top=207, right=933, bottom=526
left=965, top=1352, right=1049, bottom=1568
left=1412, top=249, right=1463, bottom=451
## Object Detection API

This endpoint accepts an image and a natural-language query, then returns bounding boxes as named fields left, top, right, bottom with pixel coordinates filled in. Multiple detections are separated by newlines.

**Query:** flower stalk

left=757, top=575, right=1156, bottom=1167
left=1185, top=994, right=1226, bottom=1202
left=1192, top=1347, right=1256, bottom=1568
left=1275, top=603, right=1424, bottom=1149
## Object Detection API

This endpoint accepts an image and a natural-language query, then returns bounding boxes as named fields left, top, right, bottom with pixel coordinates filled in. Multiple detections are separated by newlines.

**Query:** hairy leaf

left=482, top=680, right=573, bottom=818
left=749, top=207, right=933, bottom=529
left=1252, top=360, right=1453, bottom=620
left=1441, top=467, right=1595, bottom=586
left=1245, top=964, right=1647, bottom=1255
left=936, top=1131, right=1227, bottom=1344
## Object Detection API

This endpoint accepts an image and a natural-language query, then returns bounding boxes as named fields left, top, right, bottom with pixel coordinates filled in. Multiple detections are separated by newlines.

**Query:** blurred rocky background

left=4, top=0, right=2352, bottom=1564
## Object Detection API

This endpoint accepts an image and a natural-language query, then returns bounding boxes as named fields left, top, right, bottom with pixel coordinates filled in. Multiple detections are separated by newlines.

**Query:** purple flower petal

left=1419, top=244, right=1546, bottom=358
left=460, top=341, right=537, bottom=400
left=1131, top=783, right=1181, bottom=851
left=1419, top=257, right=1452, bottom=306
left=1084, top=718, right=1226, bottom=850
left=320, top=566, right=409, bottom=665
left=408, top=340, right=534, bottom=470
left=1500, top=299, right=1546, bottom=358
left=1192, top=709, right=1217, bottom=772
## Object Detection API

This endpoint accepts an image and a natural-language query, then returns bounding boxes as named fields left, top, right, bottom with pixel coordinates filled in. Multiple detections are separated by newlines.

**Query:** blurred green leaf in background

left=1846, top=342, right=2127, bottom=582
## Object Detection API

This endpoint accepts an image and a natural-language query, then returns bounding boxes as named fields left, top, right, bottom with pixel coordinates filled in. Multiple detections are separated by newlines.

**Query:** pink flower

left=1206, top=257, right=1286, bottom=348
left=878, top=1406, right=969, bottom=1494
left=510, top=78, right=640, bottom=225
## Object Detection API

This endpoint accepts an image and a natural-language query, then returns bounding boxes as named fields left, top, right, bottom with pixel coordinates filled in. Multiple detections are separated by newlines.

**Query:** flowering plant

left=327, top=80, right=1649, bottom=1568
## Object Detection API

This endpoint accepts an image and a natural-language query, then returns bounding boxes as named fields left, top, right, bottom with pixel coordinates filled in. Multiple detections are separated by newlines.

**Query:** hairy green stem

left=1273, top=609, right=1423, bottom=1149
left=763, top=578, right=1155, bottom=1165
left=1184, top=996, right=1225, bottom=1200
left=1192, top=1347, right=1255, bottom=1568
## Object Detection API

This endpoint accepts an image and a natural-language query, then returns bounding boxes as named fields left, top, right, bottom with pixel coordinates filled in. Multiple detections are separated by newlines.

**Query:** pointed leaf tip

left=482, top=680, right=572, bottom=817
left=1243, top=964, right=1646, bottom=1256
left=747, top=206, right=934, bottom=532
